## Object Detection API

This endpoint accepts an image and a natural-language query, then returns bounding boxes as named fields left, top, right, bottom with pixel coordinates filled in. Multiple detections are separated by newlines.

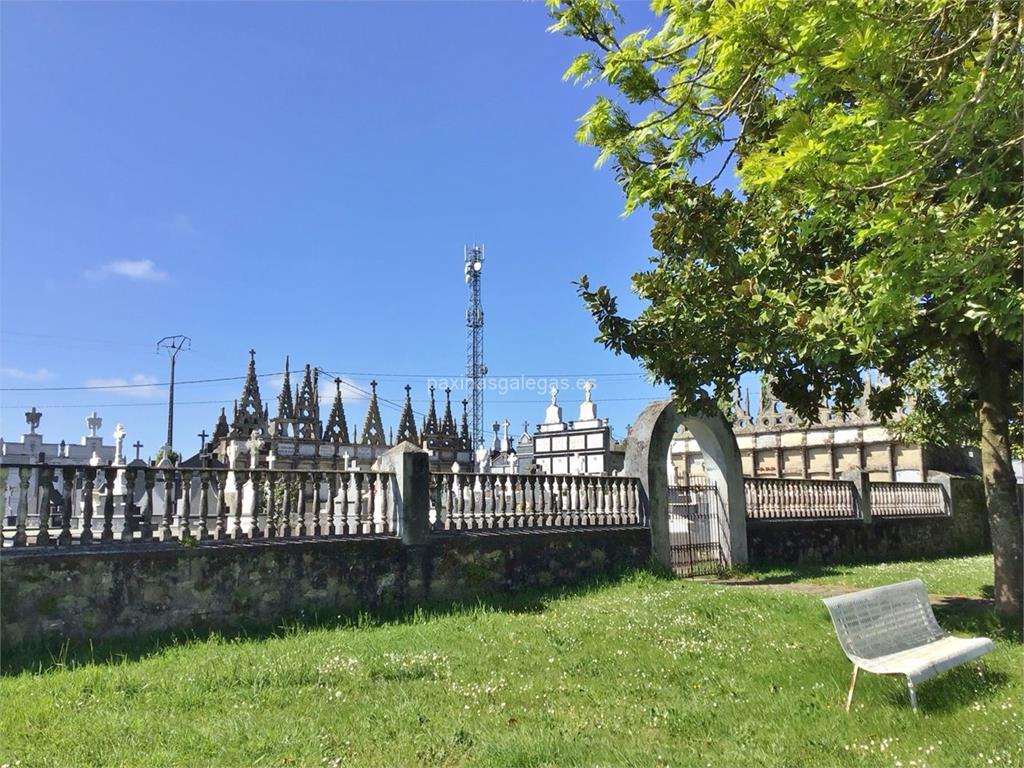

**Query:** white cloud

left=0, top=367, right=55, bottom=382
left=83, top=373, right=161, bottom=399
left=101, top=259, right=168, bottom=282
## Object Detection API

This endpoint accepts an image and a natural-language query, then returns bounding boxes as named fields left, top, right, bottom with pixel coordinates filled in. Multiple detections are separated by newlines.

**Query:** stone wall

left=746, top=476, right=990, bottom=565
left=1, top=527, right=650, bottom=656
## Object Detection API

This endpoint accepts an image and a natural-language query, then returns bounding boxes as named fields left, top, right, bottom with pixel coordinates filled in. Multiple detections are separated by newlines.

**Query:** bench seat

left=823, top=579, right=994, bottom=711
left=853, top=634, right=994, bottom=683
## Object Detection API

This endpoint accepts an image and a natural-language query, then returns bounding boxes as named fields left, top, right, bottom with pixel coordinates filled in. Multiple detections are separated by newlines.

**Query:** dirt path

left=702, top=579, right=995, bottom=613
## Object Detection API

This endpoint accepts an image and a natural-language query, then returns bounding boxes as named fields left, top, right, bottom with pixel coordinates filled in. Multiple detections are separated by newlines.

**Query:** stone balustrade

left=744, top=477, right=859, bottom=520
left=1, top=463, right=395, bottom=547
left=427, top=472, right=642, bottom=531
left=870, top=481, right=948, bottom=517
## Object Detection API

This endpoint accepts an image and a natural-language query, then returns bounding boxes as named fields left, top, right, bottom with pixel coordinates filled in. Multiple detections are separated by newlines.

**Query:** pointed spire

left=459, top=399, right=470, bottom=448
left=440, top=387, right=457, bottom=436
left=294, top=364, right=321, bottom=439
left=230, top=350, right=268, bottom=437
left=322, top=378, right=350, bottom=444
left=423, top=385, right=439, bottom=435
left=277, top=356, right=294, bottom=420
left=213, top=407, right=229, bottom=440
left=396, top=384, right=419, bottom=445
left=360, top=380, right=386, bottom=447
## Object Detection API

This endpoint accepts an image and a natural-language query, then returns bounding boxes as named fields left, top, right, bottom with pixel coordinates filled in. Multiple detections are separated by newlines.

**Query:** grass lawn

left=740, top=554, right=997, bottom=599
left=1, top=558, right=1019, bottom=767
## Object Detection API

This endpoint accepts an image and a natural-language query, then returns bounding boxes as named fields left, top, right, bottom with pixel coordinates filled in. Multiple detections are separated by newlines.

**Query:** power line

left=0, top=372, right=284, bottom=393
left=0, top=370, right=648, bottom=393
left=0, top=394, right=663, bottom=411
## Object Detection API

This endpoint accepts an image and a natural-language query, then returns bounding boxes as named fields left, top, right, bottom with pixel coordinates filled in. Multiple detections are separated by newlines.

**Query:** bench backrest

left=822, top=579, right=947, bottom=661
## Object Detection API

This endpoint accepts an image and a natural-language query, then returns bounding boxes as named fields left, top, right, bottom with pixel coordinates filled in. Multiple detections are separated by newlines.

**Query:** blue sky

left=0, top=1, right=693, bottom=457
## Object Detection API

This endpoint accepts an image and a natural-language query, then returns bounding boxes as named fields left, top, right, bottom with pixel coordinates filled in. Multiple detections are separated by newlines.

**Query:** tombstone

left=544, top=386, right=563, bottom=426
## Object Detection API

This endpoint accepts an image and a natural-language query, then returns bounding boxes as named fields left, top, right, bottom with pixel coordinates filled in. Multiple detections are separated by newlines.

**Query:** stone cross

left=246, top=429, right=263, bottom=469
left=549, top=385, right=559, bottom=405
left=583, top=380, right=594, bottom=402
left=198, top=430, right=209, bottom=452
left=523, top=420, right=530, bottom=436
left=86, top=411, right=102, bottom=437
left=25, top=406, right=41, bottom=434
left=502, top=419, right=510, bottom=440
left=113, top=424, right=126, bottom=464
left=133, top=441, right=143, bottom=461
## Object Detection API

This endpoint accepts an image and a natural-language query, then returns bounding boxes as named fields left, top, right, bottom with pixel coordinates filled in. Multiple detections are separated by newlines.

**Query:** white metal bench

left=822, top=579, right=994, bottom=712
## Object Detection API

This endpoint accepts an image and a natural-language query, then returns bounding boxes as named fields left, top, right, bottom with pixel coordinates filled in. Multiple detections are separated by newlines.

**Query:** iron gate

left=667, top=484, right=726, bottom=576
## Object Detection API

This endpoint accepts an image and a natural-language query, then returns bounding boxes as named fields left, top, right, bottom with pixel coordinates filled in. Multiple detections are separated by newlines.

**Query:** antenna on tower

left=464, top=244, right=486, bottom=447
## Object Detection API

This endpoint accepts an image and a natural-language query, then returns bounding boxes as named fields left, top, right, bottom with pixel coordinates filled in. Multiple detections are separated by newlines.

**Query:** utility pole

left=156, top=335, right=191, bottom=457
left=464, top=244, right=486, bottom=448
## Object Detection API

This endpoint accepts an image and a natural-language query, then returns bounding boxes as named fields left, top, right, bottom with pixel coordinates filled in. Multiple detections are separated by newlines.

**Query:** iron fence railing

left=427, top=472, right=642, bottom=531
left=1, top=463, right=395, bottom=547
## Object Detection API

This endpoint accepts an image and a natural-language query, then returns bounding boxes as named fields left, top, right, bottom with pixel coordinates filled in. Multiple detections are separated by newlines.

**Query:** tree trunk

left=972, top=339, right=1022, bottom=618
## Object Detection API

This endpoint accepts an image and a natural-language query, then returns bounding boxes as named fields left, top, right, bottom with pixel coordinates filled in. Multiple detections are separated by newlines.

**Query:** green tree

left=550, top=0, right=1022, bottom=615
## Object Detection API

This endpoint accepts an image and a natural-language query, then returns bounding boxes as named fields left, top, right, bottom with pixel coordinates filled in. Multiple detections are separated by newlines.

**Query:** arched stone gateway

left=624, top=400, right=748, bottom=574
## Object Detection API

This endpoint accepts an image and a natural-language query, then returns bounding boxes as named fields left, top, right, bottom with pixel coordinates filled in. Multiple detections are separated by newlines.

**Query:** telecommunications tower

left=464, top=244, right=487, bottom=447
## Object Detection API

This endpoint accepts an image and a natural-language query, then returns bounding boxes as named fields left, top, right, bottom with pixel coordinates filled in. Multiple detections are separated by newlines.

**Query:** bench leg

left=906, top=678, right=918, bottom=713
left=845, top=665, right=859, bottom=712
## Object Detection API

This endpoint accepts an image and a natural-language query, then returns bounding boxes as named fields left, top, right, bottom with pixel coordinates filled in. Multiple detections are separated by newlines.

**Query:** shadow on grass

left=732, top=550, right=993, bottom=586
left=880, top=664, right=1013, bottom=715
left=1, top=565, right=673, bottom=677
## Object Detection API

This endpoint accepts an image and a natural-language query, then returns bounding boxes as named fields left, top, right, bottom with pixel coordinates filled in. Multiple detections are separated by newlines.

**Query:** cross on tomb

left=133, top=441, right=143, bottom=461
left=25, top=406, right=42, bottom=434
left=198, top=430, right=209, bottom=452
left=86, top=411, right=102, bottom=437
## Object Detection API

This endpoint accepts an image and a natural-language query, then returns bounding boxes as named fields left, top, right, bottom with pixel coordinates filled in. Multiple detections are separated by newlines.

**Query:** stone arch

left=623, top=400, right=748, bottom=570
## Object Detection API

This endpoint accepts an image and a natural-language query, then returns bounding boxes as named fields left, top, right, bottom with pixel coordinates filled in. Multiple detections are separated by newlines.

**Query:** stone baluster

left=266, top=472, right=278, bottom=537
left=495, top=475, right=505, bottom=528
left=80, top=466, right=96, bottom=544
left=139, top=469, right=155, bottom=541
left=57, top=466, right=75, bottom=545
left=231, top=470, right=246, bottom=539
left=525, top=475, right=535, bottom=527
left=13, top=467, right=30, bottom=547
left=352, top=472, right=365, bottom=534
left=583, top=476, right=594, bottom=525
left=160, top=468, right=175, bottom=542
left=310, top=471, right=322, bottom=537
left=249, top=469, right=263, bottom=538
left=337, top=473, right=350, bottom=535
left=35, top=465, right=54, bottom=545
left=450, top=473, right=462, bottom=530
left=101, top=467, right=116, bottom=542
left=121, top=467, right=137, bottom=542
left=381, top=473, right=392, bottom=533
left=197, top=470, right=210, bottom=540
left=280, top=475, right=293, bottom=537
left=508, top=475, right=519, bottom=528
left=544, top=476, right=555, bottom=526
left=469, top=474, right=480, bottom=530
left=295, top=474, right=307, bottom=536
left=594, top=477, right=604, bottom=524
left=324, top=473, right=337, bottom=536
left=489, top=475, right=500, bottom=529
left=214, top=470, right=229, bottom=540
left=179, top=470, right=193, bottom=541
